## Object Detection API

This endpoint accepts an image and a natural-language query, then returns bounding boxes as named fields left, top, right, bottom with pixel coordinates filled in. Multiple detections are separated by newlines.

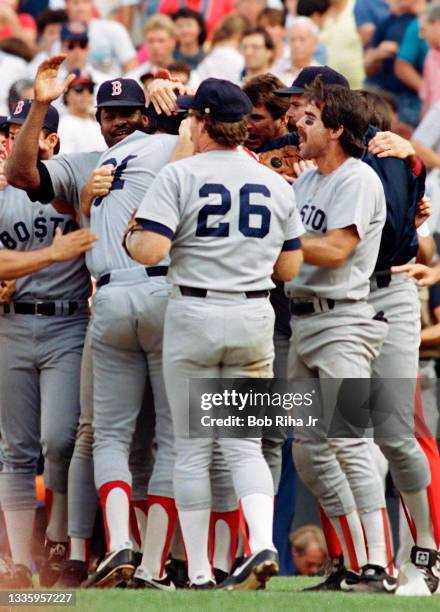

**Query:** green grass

left=69, top=577, right=439, bottom=612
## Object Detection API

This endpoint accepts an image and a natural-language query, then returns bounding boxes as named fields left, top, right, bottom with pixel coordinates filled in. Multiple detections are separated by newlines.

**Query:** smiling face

left=99, top=107, right=148, bottom=147
left=296, top=101, right=331, bottom=159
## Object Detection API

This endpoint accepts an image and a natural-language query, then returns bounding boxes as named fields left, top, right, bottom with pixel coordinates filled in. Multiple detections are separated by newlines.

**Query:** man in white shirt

left=58, top=70, right=106, bottom=153
left=0, top=51, right=28, bottom=115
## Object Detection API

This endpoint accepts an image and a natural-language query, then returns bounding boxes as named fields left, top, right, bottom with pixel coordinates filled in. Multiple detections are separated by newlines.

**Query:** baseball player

left=0, top=100, right=94, bottom=589
left=5, top=57, right=157, bottom=587
left=283, top=79, right=391, bottom=591
left=126, top=77, right=304, bottom=590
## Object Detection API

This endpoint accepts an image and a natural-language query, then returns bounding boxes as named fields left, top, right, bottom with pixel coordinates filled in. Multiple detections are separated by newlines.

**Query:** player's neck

left=199, top=142, right=238, bottom=154
left=316, top=149, right=350, bottom=175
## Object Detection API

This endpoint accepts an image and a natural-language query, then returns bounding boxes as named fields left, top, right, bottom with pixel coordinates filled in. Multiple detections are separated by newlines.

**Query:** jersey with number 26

left=137, top=149, right=304, bottom=292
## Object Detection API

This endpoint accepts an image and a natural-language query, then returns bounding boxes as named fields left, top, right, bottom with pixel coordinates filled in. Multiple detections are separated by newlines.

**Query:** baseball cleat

left=127, top=566, right=176, bottom=591
left=189, top=578, right=216, bottom=590
left=303, top=566, right=361, bottom=591
left=166, top=557, right=189, bottom=589
left=396, top=546, right=440, bottom=596
left=214, top=568, right=229, bottom=585
left=0, top=563, right=33, bottom=589
left=81, top=547, right=135, bottom=588
left=216, top=548, right=279, bottom=591
left=54, top=560, right=88, bottom=588
left=39, top=539, right=68, bottom=587
left=349, top=564, right=397, bottom=594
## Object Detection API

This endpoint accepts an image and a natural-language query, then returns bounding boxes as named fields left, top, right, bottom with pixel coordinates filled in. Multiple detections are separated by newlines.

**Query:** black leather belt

left=3, top=301, right=80, bottom=316
left=179, top=286, right=269, bottom=299
left=290, top=298, right=335, bottom=316
left=97, top=266, right=169, bottom=288
left=373, top=271, right=392, bottom=289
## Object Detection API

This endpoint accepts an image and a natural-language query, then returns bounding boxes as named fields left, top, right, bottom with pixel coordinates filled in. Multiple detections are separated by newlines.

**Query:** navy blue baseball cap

left=177, top=78, right=253, bottom=122
left=61, top=21, right=88, bottom=43
left=0, top=116, right=8, bottom=134
left=96, top=78, right=146, bottom=108
left=8, top=99, right=59, bottom=133
left=275, top=66, right=350, bottom=96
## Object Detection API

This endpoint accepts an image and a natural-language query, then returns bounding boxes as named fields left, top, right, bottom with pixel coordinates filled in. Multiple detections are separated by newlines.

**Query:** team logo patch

left=14, top=100, right=24, bottom=115
left=111, top=80, right=122, bottom=96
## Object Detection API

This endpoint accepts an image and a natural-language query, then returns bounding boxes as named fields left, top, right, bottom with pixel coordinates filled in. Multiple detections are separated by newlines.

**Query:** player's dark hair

left=95, top=106, right=146, bottom=125
left=297, top=0, right=330, bottom=17
left=41, top=127, right=60, bottom=155
left=356, top=90, right=392, bottom=132
left=304, top=78, right=368, bottom=158
left=242, top=73, right=290, bottom=120
left=257, top=7, right=286, bottom=28
left=194, top=111, right=248, bottom=147
left=168, top=60, right=191, bottom=79
left=36, top=9, right=68, bottom=36
left=242, top=26, right=275, bottom=51
left=144, top=105, right=185, bottom=135
left=171, top=8, right=207, bottom=46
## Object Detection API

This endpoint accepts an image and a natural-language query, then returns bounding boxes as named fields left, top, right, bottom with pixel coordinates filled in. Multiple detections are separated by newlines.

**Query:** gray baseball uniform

left=136, top=148, right=304, bottom=511
left=285, top=157, right=388, bottom=518
left=0, top=185, right=90, bottom=512
left=87, top=130, right=178, bottom=501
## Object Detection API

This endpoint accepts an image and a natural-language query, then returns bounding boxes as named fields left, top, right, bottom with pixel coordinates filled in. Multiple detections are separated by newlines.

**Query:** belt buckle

left=35, top=301, right=45, bottom=317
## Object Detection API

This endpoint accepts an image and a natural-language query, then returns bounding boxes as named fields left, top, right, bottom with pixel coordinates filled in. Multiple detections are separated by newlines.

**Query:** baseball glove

left=259, top=145, right=303, bottom=178
left=122, top=209, right=143, bottom=257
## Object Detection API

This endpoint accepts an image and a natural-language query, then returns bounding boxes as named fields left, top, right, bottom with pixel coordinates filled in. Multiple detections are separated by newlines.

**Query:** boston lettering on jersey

left=0, top=216, right=79, bottom=250
left=299, top=203, right=327, bottom=233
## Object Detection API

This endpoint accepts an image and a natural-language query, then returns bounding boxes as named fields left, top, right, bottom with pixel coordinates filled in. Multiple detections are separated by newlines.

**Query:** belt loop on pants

left=290, top=298, right=335, bottom=316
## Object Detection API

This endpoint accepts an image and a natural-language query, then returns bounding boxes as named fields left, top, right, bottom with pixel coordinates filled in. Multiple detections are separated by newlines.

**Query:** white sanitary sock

left=105, top=487, right=132, bottom=552
left=178, top=508, right=212, bottom=584
left=401, top=489, right=436, bottom=550
left=4, top=509, right=35, bottom=569
left=240, top=494, right=274, bottom=553
left=329, top=510, right=367, bottom=572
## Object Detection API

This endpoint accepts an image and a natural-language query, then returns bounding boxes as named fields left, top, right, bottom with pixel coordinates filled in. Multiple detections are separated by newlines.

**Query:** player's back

left=140, top=149, right=302, bottom=292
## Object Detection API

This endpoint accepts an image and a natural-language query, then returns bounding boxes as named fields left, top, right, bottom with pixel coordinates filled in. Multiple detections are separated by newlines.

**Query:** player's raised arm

left=0, top=227, right=97, bottom=280
left=6, top=56, right=74, bottom=192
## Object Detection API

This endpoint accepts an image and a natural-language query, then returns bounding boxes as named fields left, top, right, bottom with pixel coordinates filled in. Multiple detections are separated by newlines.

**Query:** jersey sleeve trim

left=27, top=161, right=55, bottom=203
left=282, top=238, right=302, bottom=251
left=136, top=219, right=174, bottom=239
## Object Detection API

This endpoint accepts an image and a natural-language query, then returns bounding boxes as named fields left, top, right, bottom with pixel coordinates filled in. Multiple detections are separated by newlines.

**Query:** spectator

left=172, top=8, right=206, bottom=70
left=319, top=0, right=365, bottom=89
left=257, top=8, right=286, bottom=66
left=28, top=9, right=68, bottom=77
left=419, top=3, right=440, bottom=115
left=158, top=0, right=234, bottom=38
left=196, top=13, right=249, bottom=84
left=273, top=17, right=320, bottom=86
left=364, top=0, right=426, bottom=127
left=354, top=0, right=390, bottom=48
left=64, top=0, right=137, bottom=75
left=394, top=12, right=428, bottom=113
left=55, top=21, right=106, bottom=115
left=289, top=525, right=327, bottom=576
left=241, top=26, right=274, bottom=83
left=129, top=15, right=177, bottom=81
left=7, top=78, right=33, bottom=114
left=0, top=0, right=36, bottom=53
left=168, top=60, right=191, bottom=85
left=296, top=0, right=329, bottom=64
left=235, top=0, right=266, bottom=27
left=58, top=70, right=106, bottom=153
left=0, top=49, right=27, bottom=114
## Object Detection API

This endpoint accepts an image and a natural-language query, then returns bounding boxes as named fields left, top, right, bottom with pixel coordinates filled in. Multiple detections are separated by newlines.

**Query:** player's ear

left=330, top=125, right=344, bottom=141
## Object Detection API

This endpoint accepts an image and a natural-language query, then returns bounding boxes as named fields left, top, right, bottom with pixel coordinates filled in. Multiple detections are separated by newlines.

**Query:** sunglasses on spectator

left=71, top=84, right=94, bottom=94
left=67, top=41, right=88, bottom=50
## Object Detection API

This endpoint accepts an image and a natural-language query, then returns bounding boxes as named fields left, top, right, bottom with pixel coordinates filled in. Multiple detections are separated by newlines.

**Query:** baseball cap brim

left=6, top=116, right=25, bottom=126
left=274, top=85, right=305, bottom=96
left=96, top=100, right=146, bottom=108
left=176, top=94, right=196, bottom=110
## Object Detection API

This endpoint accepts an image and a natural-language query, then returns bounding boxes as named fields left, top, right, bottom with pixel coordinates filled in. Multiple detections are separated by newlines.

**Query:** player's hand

left=0, top=279, right=16, bottom=303
left=87, top=164, right=115, bottom=198
left=293, top=159, right=317, bottom=177
left=415, top=195, right=432, bottom=228
left=391, top=262, right=440, bottom=287
left=368, top=131, right=415, bottom=159
left=50, top=227, right=98, bottom=263
left=148, top=78, right=187, bottom=116
left=34, top=55, right=75, bottom=103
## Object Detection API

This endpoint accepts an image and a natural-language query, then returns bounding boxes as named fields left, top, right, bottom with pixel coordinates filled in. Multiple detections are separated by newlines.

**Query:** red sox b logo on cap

left=14, top=100, right=24, bottom=115
left=111, top=80, right=122, bottom=96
